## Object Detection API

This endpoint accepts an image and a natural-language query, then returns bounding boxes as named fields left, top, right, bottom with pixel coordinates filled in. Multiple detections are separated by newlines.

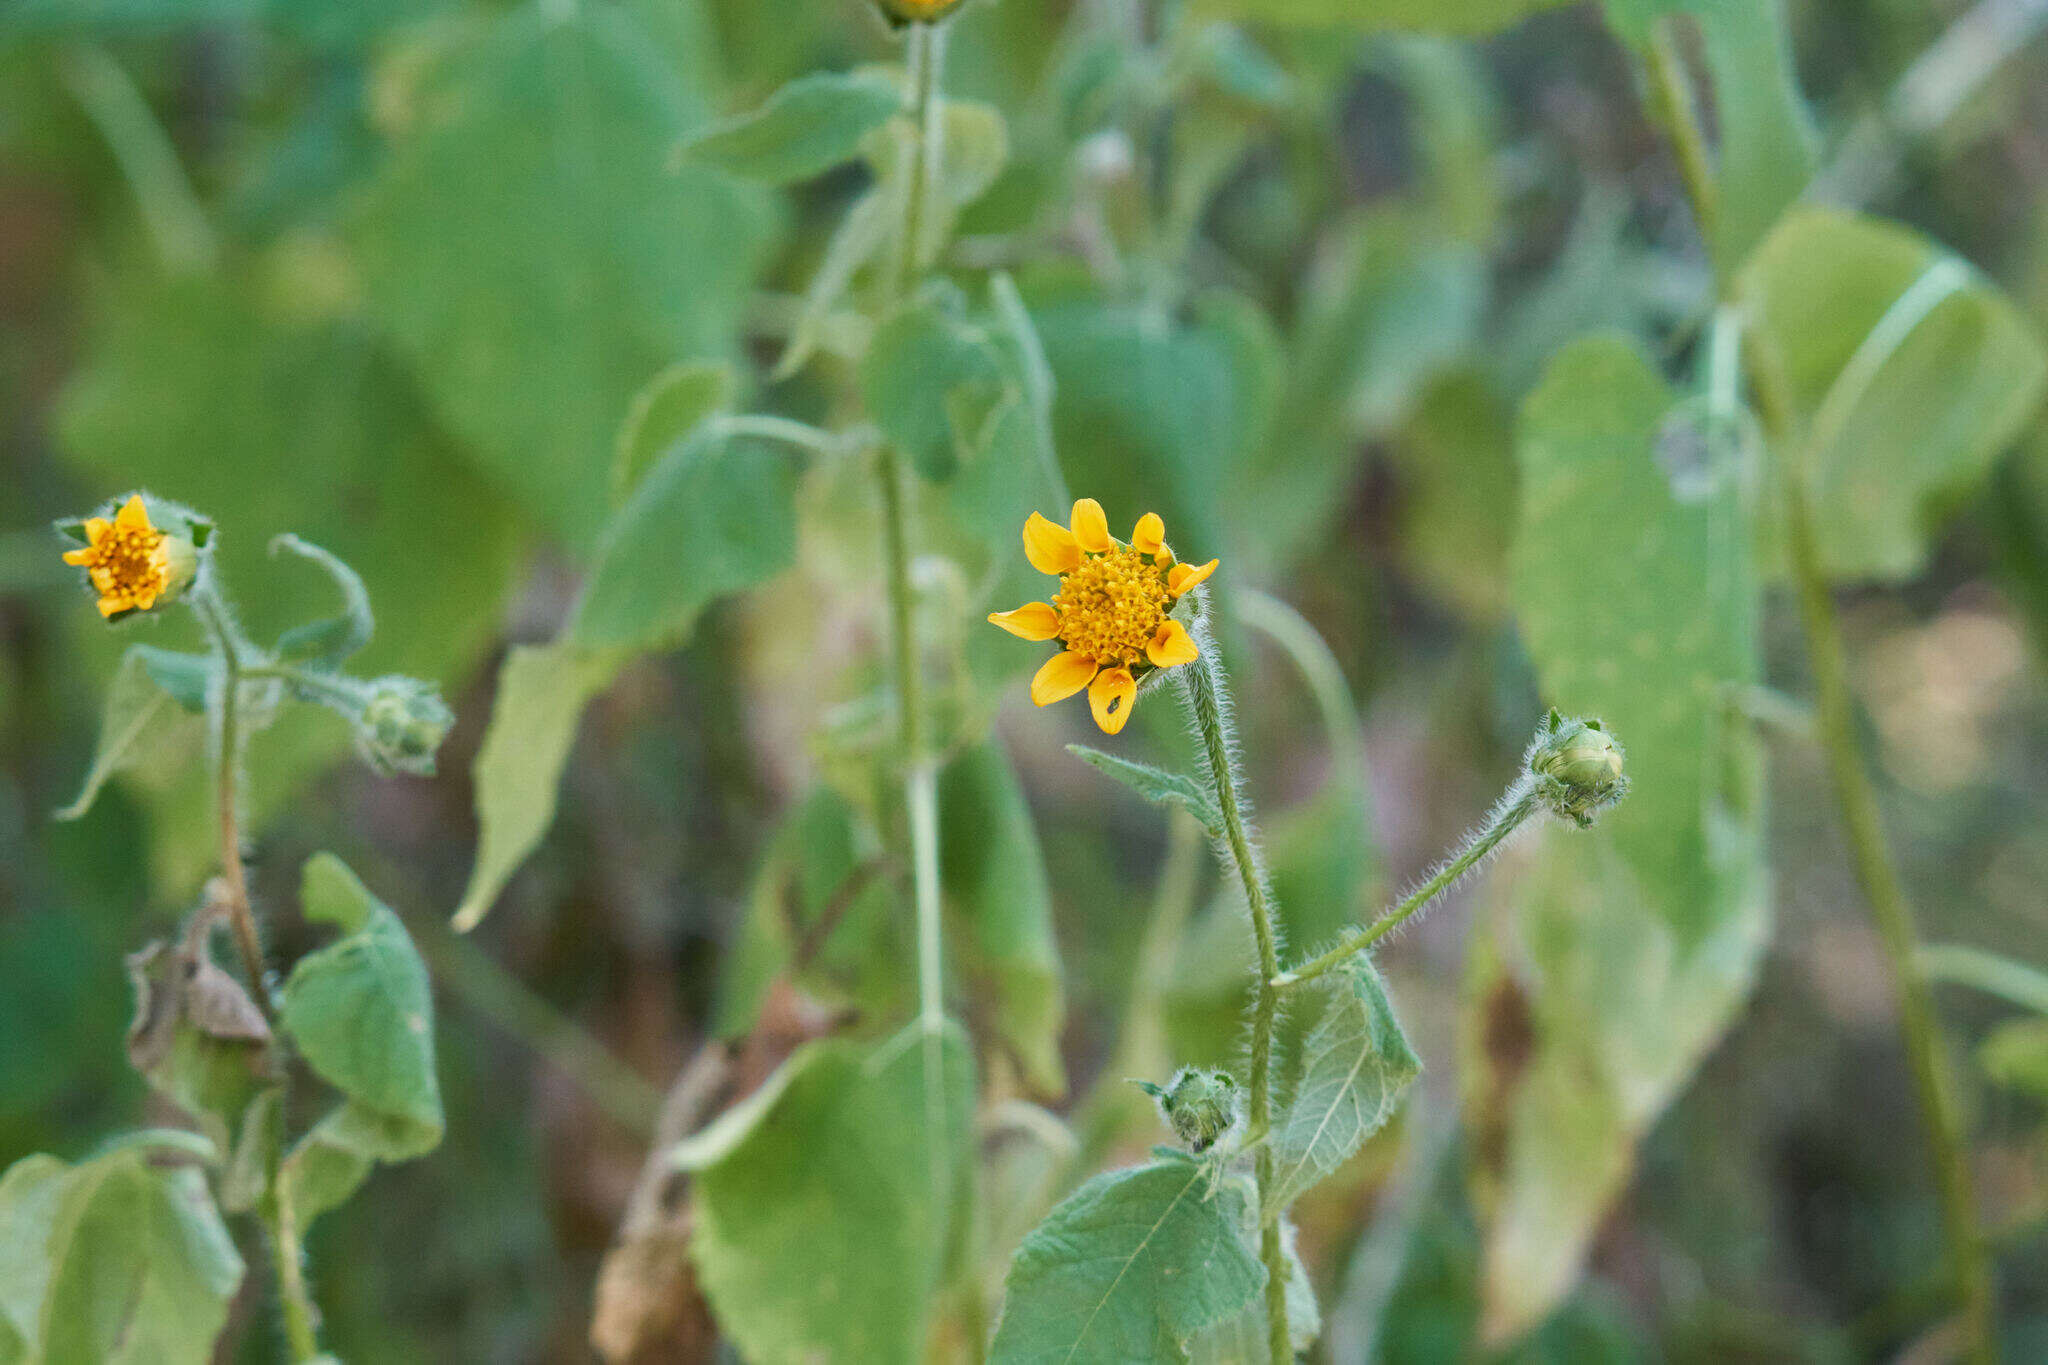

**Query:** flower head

left=1525, top=710, right=1628, bottom=827
left=987, top=498, right=1217, bottom=734
left=60, top=495, right=195, bottom=619
left=872, top=0, right=967, bottom=25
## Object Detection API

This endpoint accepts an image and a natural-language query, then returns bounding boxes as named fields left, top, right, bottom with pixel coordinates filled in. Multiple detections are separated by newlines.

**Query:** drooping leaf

left=0, top=1146, right=243, bottom=1365
left=278, top=854, right=444, bottom=1222
left=452, top=643, right=625, bottom=932
left=269, top=533, right=373, bottom=668
left=681, top=1027, right=974, bottom=1365
left=1068, top=743, right=1225, bottom=836
left=678, top=71, right=902, bottom=183
left=612, top=360, right=736, bottom=505
left=990, top=1160, right=1266, bottom=1361
left=1485, top=334, right=1767, bottom=1341
left=938, top=740, right=1066, bottom=1096
left=1269, top=958, right=1421, bottom=1211
left=351, top=4, right=776, bottom=548
left=55, top=645, right=207, bottom=822
left=123, top=930, right=274, bottom=1153
left=570, top=431, right=800, bottom=651
left=1740, top=208, right=2048, bottom=580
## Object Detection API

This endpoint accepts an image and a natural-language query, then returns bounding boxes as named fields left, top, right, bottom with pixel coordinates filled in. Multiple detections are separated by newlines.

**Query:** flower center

left=87, top=524, right=167, bottom=601
left=1054, top=545, right=1169, bottom=667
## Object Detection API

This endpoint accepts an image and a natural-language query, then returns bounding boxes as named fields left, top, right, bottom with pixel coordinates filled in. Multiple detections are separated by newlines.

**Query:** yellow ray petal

left=1070, top=498, right=1112, bottom=554
left=114, top=494, right=153, bottom=533
left=62, top=547, right=95, bottom=566
left=1088, top=667, right=1136, bottom=734
left=1023, top=512, right=1082, bottom=576
left=987, top=601, right=1062, bottom=641
left=1147, top=618, right=1198, bottom=668
left=1167, top=558, right=1218, bottom=596
left=82, top=517, right=111, bottom=545
left=1131, top=512, right=1165, bottom=556
left=1031, top=651, right=1097, bottom=706
left=96, top=594, right=126, bottom=618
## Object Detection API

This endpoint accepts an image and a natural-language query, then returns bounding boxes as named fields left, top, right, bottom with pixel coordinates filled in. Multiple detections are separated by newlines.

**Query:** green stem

left=1642, top=24, right=1723, bottom=293
left=58, top=44, right=219, bottom=275
left=195, top=591, right=275, bottom=1019
left=1783, top=457, right=1994, bottom=1362
left=1177, top=612, right=1289, bottom=1363
left=1275, top=790, right=1537, bottom=991
left=264, top=1192, right=321, bottom=1362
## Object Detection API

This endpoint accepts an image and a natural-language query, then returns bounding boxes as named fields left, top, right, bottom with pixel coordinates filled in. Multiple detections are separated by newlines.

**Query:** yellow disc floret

left=1052, top=545, right=1170, bottom=669
left=63, top=495, right=173, bottom=618
left=988, top=498, right=1220, bottom=735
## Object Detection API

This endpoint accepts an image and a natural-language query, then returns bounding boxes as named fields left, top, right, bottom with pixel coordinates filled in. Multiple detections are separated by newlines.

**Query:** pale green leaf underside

left=55, top=646, right=206, bottom=822
left=1269, top=959, right=1421, bottom=1211
left=678, top=70, right=902, bottom=184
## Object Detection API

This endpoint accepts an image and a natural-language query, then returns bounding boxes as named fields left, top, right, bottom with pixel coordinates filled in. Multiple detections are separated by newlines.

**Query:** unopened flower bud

left=1134, top=1067, right=1241, bottom=1153
left=1526, top=709, right=1628, bottom=828
left=872, top=0, right=966, bottom=28
left=355, top=676, right=454, bottom=776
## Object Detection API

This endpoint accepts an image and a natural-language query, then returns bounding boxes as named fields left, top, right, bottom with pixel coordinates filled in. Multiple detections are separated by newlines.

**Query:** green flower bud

left=1134, top=1067, right=1241, bottom=1153
left=355, top=676, right=454, bottom=777
left=1526, top=709, right=1628, bottom=828
left=872, top=0, right=967, bottom=26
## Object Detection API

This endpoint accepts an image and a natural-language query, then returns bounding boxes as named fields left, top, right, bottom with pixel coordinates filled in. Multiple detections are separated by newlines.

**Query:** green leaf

left=1979, top=1018, right=2048, bottom=1106
left=134, top=647, right=213, bottom=713
left=269, top=533, right=373, bottom=668
left=713, top=786, right=909, bottom=1038
left=938, top=741, right=1066, bottom=1097
left=1188, top=1220, right=1320, bottom=1361
left=1488, top=334, right=1767, bottom=1340
left=612, top=360, right=736, bottom=505
left=861, top=298, right=1009, bottom=483
left=123, top=933, right=273, bottom=1154
left=683, top=1027, right=974, bottom=1365
left=351, top=5, right=776, bottom=548
left=0, top=1147, right=243, bottom=1365
left=679, top=71, right=902, bottom=183
left=864, top=100, right=1010, bottom=273
left=1067, top=743, right=1224, bottom=836
left=1602, top=0, right=1815, bottom=273
left=772, top=188, right=890, bottom=380
left=1269, top=959, right=1421, bottom=1211
left=1740, top=208, right=2048, bottom=580
left=55, top=645, right=207, bottom=822
left=278, top=854, right=443, bottom=1220
left=570, top=431, right=800, bottom=651
left=1187, top=0, right=1571, bottom=34
left=452, top=643, right=625, bottom=933
left=990, top=1161, right=1266, bottom=1361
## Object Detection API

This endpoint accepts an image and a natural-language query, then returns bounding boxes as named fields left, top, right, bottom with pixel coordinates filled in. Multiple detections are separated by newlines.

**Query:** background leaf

left=0, top=1147, right=242, bottom=1364
left=938, top=739, right=1066, bottom=1097
left=1481, top=334, right=1767, bottom=1341
left=1741, top=208, right=2048, bottom=580
left=683, top=1026, right=974, bottom=1365
left=54, top=646, right=205, bottom=822
left=1067, top=743, right=1224, bottom=837
left=351, top=5, right=776, bottom=548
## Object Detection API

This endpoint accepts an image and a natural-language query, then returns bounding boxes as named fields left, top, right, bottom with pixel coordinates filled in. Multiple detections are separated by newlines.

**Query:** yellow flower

left=62, top=495, right=178, bottom=618
left=873, top=0, right=966, bottom=25
left=987, top=498, right=1218, bottom=735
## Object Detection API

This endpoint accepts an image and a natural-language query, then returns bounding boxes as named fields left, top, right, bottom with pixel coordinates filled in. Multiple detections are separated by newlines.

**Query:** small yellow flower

left=987, top=498, right=1218, bottom=735
left=873, top=0, right=966, bottom=25
left=62, top=495, right=177, bottom=618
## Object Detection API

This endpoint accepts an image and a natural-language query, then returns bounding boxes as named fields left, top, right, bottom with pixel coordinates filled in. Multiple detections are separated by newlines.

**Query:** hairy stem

left=1274, top=790, right=1537, bottom=992
left=195, top=590, right=274, bottom=1018
left=1177, top=615, right=1289, bottom=1363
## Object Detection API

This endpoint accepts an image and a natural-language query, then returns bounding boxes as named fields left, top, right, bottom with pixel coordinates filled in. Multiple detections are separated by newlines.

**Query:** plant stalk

left=1178, top=618, right=1290, bottom=1363
left=1780, top=453, right=1994, bottom=1362
left=1274, top=791, right=1537, bottom=991
left=265, top=1192, right=321, bottom=1362
left=195, top=590, right=275, bottom=1018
